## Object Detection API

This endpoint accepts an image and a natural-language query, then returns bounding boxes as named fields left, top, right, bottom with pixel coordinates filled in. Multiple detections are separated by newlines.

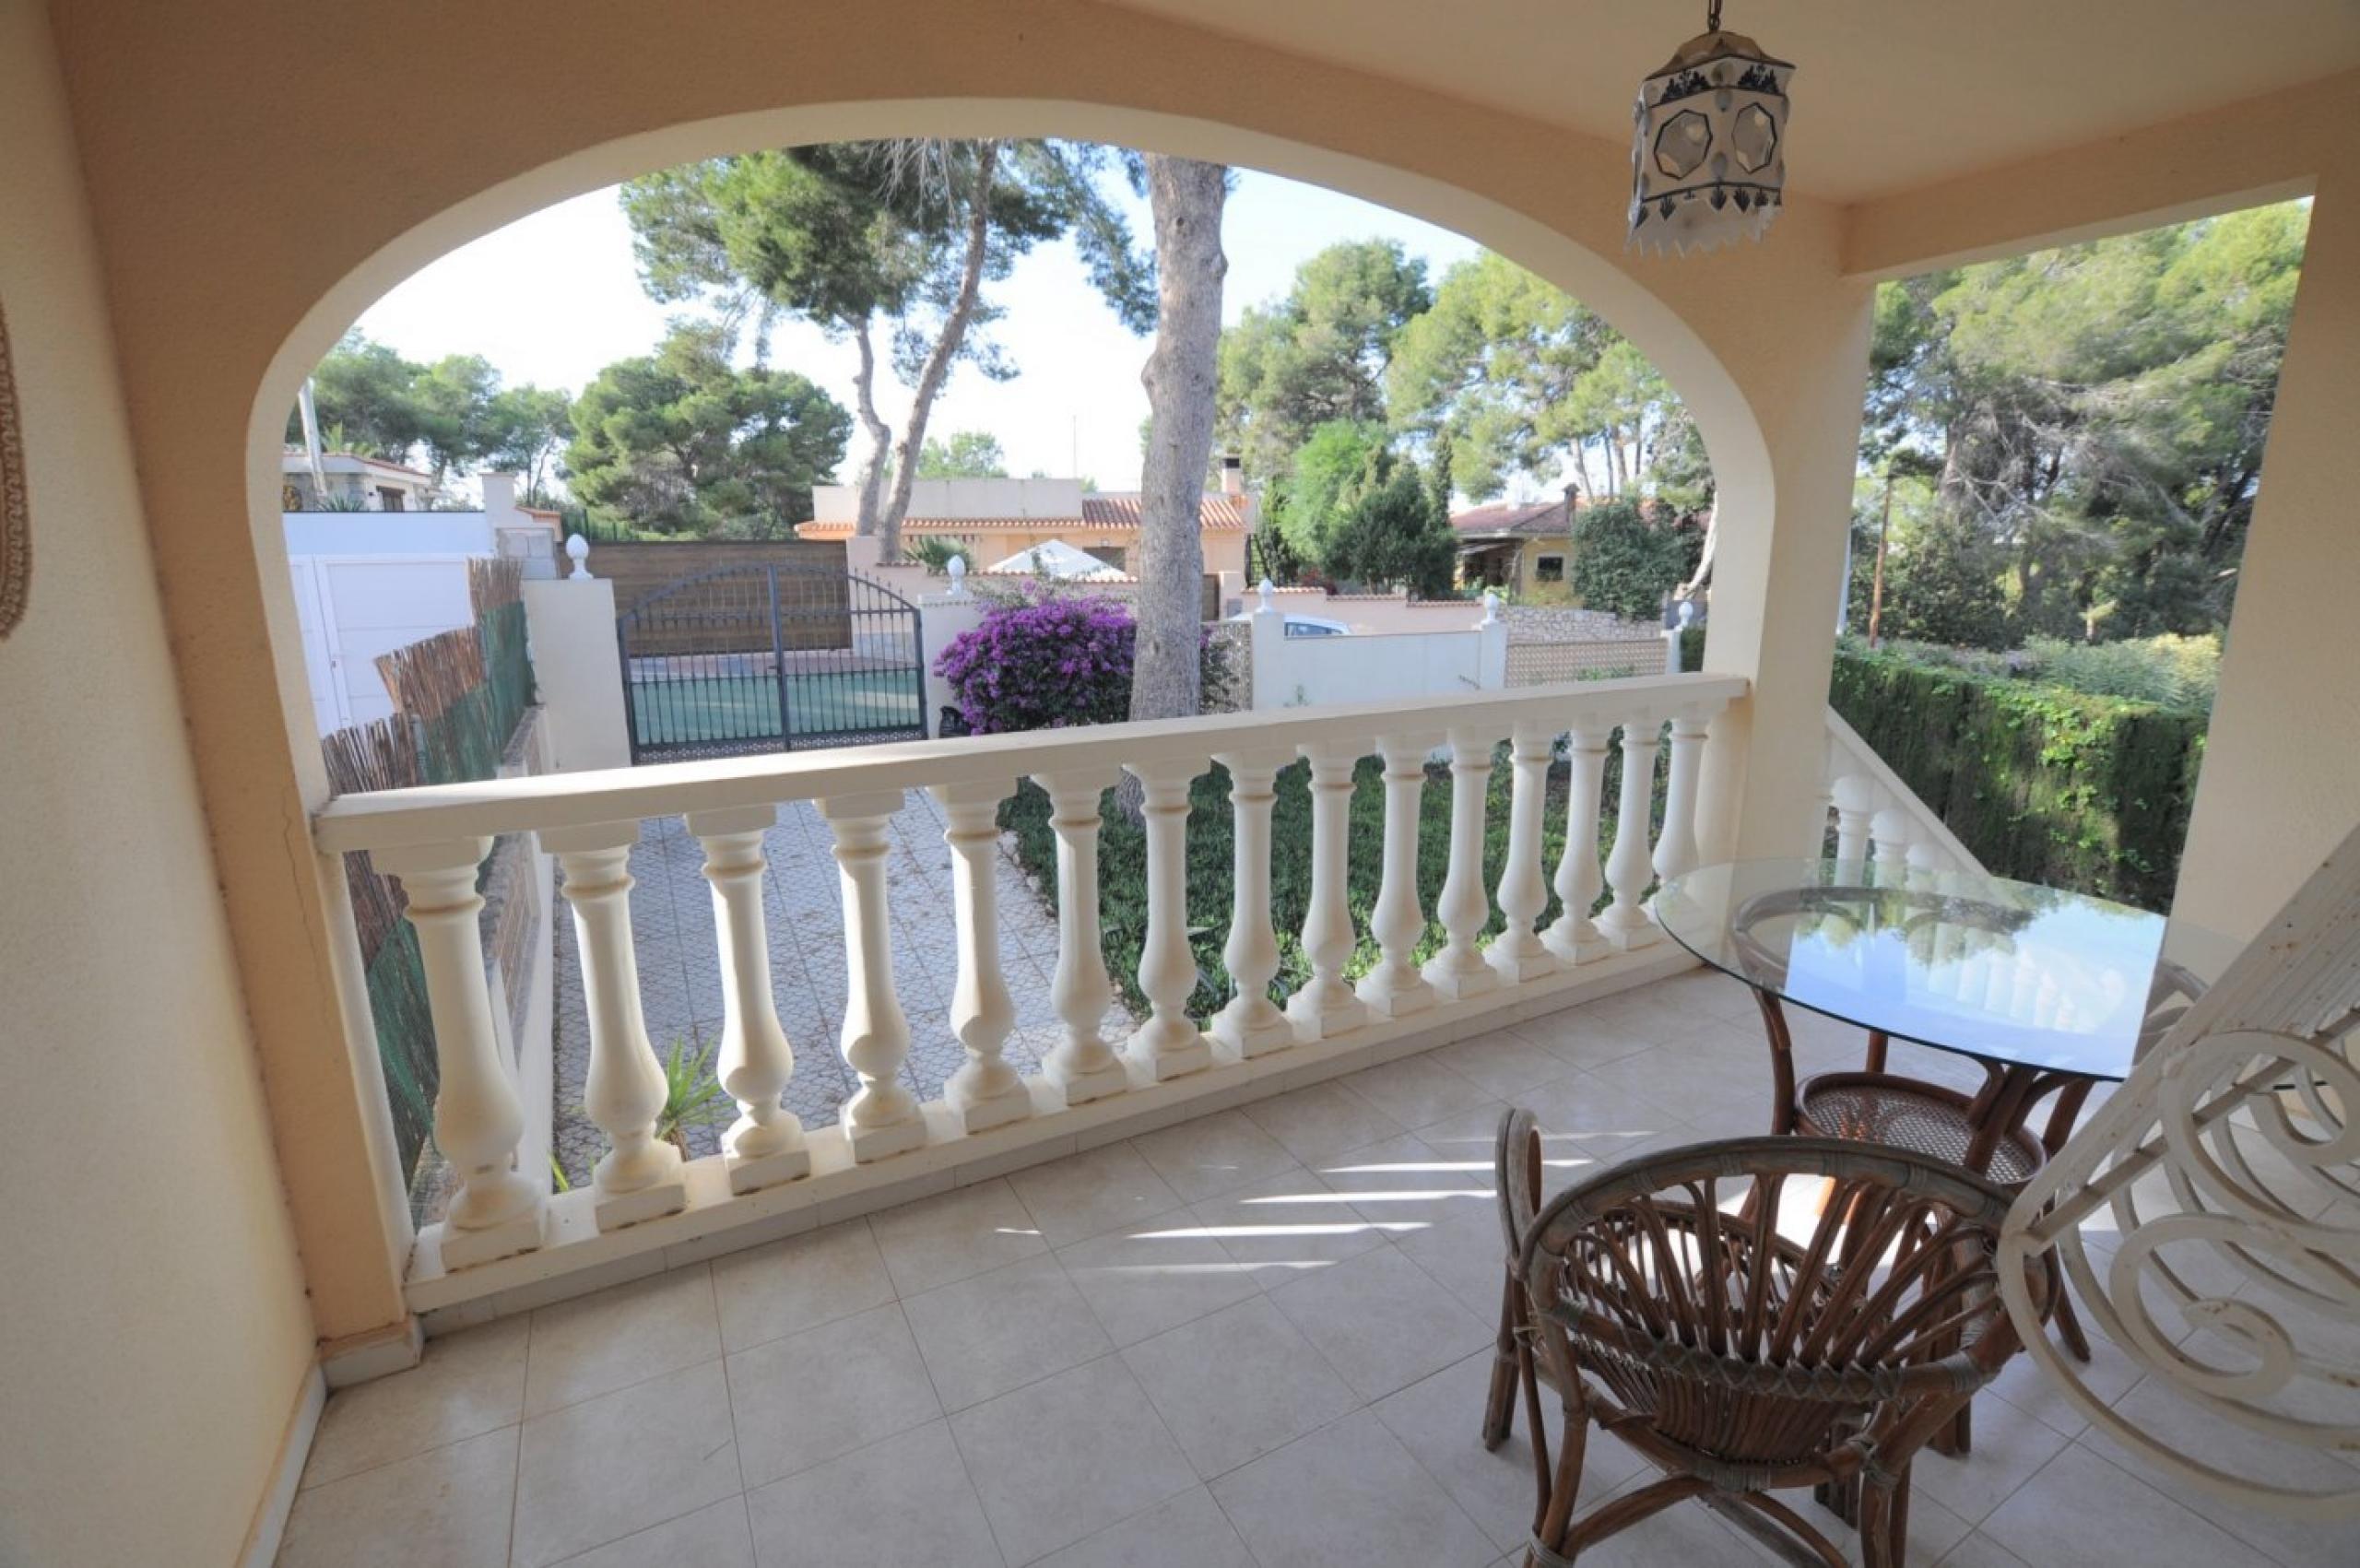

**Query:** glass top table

left=1655, top=858, right=2236, bottom=1084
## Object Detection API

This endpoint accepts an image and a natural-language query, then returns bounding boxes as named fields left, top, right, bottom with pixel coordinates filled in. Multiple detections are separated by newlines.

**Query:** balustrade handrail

left=315, top=672, right=1748, bottom=854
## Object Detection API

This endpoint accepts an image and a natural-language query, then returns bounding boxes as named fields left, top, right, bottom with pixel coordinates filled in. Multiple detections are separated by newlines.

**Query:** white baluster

left=1485, top=721, right=1560, bottom=983
left=687, top=806, right=809, bottom=1193
left=1035, top=769, right=1130, bottom=1104
left=1357, top=731, right=1440, bottom=1018
left=1650, top=708, right=1711, bottom=900
left=1123, top=757, right=1216, bottom=1080
left=1210, top=748, right=1299, bottom=1058
left=1287, top=738, right=1367, bottom=1039
left=819, top=791, right=926, bottom=1161
left=379, top=838, right=544, bottom=1267
left=1597, top=713, right=1664, bottom=950
left=928, top=778, right=1033, bottom=1132
left=1544, top=721, right=1614, bottom=965
left=1830, top=773, right=1876, bottom=868
left=1423, top=726, right=1503, bottom=999
left=1869, top=805, right=1912, bottom=871
left=544, top=821, right=689, bottom=1229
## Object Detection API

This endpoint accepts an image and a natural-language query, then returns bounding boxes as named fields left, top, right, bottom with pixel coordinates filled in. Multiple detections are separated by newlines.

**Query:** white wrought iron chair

left=1999, top=819, right=2360, bottom=1519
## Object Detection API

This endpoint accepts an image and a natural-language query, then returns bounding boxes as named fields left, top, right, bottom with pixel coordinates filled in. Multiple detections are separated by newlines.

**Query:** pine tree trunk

left=879, top=140, right=1000, bottom=560
left=850, top=316, right=891, bottom=537
left=1130, top=155, right=1228, bottom=739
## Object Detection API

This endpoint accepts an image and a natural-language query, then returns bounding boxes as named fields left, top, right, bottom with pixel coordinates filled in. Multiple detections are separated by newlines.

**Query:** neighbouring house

left=796, top=467, right=1257, bottom=591
left=279, top=448, right=439, bottom=511
left=1451, top=489, right=1574, bottom=592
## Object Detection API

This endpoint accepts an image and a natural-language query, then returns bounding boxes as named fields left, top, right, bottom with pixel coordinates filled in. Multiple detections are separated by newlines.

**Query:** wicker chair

left=1489, top=1118, right=2054, bottom=1568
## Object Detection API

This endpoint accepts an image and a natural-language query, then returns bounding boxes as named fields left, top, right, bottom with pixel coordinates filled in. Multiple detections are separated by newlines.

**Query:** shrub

left=935, top=589, right=1138, bottom=734
left=2019, top=633, right=2219, bottom=712
left=1569, top=500, right=1695, bottom=620
left=908, top=536, right=974, bottom=574
left=1828, top=648, right=2208, bottom=910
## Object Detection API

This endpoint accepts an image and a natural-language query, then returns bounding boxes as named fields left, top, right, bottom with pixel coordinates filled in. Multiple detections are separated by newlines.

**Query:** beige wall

left=0, top=6, right=316, bottom=1563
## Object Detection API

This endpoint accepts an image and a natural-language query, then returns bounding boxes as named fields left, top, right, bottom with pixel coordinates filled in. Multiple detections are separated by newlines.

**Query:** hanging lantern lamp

left=1628, top=0, right=1793, bottom=257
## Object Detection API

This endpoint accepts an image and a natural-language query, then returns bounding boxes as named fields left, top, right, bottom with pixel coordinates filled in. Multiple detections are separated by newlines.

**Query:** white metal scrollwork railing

left=2000, top=819, right=2360, bottom=1519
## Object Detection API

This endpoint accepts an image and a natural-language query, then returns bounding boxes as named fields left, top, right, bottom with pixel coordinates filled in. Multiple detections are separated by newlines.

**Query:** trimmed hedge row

left=1827, top=651, right=2208, bottom=911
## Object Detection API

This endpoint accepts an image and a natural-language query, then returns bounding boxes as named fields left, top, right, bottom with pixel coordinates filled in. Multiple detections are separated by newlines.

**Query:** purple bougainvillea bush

left=935, top=588, right=1139, bottom=734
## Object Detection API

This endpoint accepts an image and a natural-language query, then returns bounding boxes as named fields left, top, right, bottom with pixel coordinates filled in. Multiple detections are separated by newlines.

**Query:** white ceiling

left=1092, top=0, right=2360, bottom=202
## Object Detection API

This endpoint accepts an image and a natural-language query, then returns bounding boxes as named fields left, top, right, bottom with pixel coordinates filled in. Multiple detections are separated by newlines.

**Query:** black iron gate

left=616, top=563, right=926, bottom=762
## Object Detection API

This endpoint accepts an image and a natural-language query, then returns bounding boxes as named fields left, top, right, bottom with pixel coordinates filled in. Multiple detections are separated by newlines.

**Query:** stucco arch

left=248, top=97, right=1776, bottom=611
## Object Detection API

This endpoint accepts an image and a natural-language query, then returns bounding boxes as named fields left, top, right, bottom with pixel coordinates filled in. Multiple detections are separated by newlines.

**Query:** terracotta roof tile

left=1450, top=499, right=1573, bottom=538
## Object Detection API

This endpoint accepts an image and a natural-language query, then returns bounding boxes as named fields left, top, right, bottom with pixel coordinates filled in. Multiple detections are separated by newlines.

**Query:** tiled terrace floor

left=551, top=795, right=1139, bottom=1183
left=284, top=973, right=2359, bottom=1568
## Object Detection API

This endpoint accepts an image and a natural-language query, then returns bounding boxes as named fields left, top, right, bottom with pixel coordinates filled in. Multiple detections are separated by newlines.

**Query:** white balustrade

left=686, top=806, right=809, bottom=1193
left=1596, top=715, right=1664, bottom=951
left=1425, top=726, right=1504, bottom=999
left=1287, top=738, right=1367, bottom=1039
left=819, top=791, right=926, bottom=1161
left=929, top=778, right=1033, bottom=1132
left=377, top=837, right=545, bottom=1267
left=1210, top=749, right=1299, bottom=1058
left=1035, top=768, right=1130, bottom=1104
left=1485, top=721, right=1559, bottom=982
left=1544, top=722, right=1614, bottom=965
left=1829, top=772, right=1876, bottom=867
left=1822, top=705, right=1982, bottom=877
left=1124, top=757, right=1217, bottom=1080
left=544, top=821, right=689, bottom=1228
left=1358, top=730, right=1441, bottom=1018
left=319, top=672, right=1755, bottom=1291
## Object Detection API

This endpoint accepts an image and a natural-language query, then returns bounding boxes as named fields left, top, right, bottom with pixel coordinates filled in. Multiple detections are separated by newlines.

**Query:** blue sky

left=355, top=162, right=1484, bottom=494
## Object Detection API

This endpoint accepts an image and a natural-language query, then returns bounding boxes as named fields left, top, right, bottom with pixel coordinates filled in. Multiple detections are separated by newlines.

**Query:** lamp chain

left=1707, top=1, right=1723, bottom=33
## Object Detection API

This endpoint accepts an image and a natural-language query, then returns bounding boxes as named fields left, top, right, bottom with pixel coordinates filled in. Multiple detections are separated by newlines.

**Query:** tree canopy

left=563, top=322, right=851, bottom=537
left=1864, top=201, right=2306, bottom=644
left=1215, top=240, right=1431, bottom=486
left=293, top=331, right=572, bottom=496
left=915, top=430, right=1009, bottom=478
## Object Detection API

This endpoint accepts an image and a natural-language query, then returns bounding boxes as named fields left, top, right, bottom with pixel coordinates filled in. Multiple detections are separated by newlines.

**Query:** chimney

left=481, top=472, right=519, bottom=523
left=1220, top=454, right=1245, bottom=497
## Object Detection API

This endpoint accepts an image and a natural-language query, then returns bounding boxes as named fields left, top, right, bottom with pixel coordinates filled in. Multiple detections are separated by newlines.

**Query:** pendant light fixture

left=1628, top=0, right=1794, bottom=257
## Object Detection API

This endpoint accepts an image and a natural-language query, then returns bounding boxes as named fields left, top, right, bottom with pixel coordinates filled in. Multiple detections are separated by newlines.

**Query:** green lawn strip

left=999, top=740, right=1667, bottom=1020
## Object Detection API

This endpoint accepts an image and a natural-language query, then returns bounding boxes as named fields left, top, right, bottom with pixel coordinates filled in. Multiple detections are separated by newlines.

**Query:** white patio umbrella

left=981, top=538, right=1127, bottom=581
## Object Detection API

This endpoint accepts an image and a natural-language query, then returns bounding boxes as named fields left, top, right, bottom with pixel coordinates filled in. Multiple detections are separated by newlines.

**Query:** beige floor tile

left=1210, top=1408, right=1497, bottom=1568
left=1268, top=1244, right=1492, bottom=1400
left=725, top=1301, right=940, bottom=1486
left=1435, top=1027, right=1591, bottom=1100
left=1536, top=1474, right=1764, bottom=1567
left=1507, top=1011, right=1654, bottom=1071
left=744, top=1421, right=1001, bottom=1568
left=550, top=1497, right=752, bottom=1568
left=867, top=1176, right=1048, bottom=1296
left=1936, top=1532, right=2033, bottom=1567
left=903, top=1252, right=1114, bottom=1411
left=1515, top=1070, right=1685, bottom=1149
left=512, top=1360, right=741, bottom=1568
left=523, top=1264, right=720, bottom=1417
left=1907, top=1392, right=2072, bottom=1525
left=1983, top=1444, right=2277, bottom=1568
left=302, top=1316, right=528, bottom=1488
left=1032, top=1485, right=1254, bottom=1568
left=709, top=1219, right=892, bottom=1352
left=1009, top=1141, right=1185, bottom=1248
left=1395, top=1200, right=1512, bottom=1317
left=1345, top=1055, right=1497, bottom=1129
left=2078, top=1378, right=2360, bottom=1567
left=1370, top=1350, right=1642, bottom=1557
left=277, top=1426, right=517, bottom=1568
left=1316, top=1132, right=1495, bottom=1235
left=1243, top=1081, right=1404, bottom=1164
left=1186, top=1162, right=1398, bottom=1282
left=950, top=1355, right=1198, bottom=1566
left=1058, top=1220, right=1263, bottom=1348
left=1129, top=1110, right=1297, bottom=1203
left=1122, top=1296, right=1359, bottom=1479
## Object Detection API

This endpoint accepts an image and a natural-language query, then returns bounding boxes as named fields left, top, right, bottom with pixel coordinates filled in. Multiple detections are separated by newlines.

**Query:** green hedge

left=1827, top=651, right=2207, bottom=911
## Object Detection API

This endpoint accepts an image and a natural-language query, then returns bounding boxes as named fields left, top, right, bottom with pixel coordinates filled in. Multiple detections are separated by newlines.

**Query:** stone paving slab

left=553, top=789, right=1138, bottom=1185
